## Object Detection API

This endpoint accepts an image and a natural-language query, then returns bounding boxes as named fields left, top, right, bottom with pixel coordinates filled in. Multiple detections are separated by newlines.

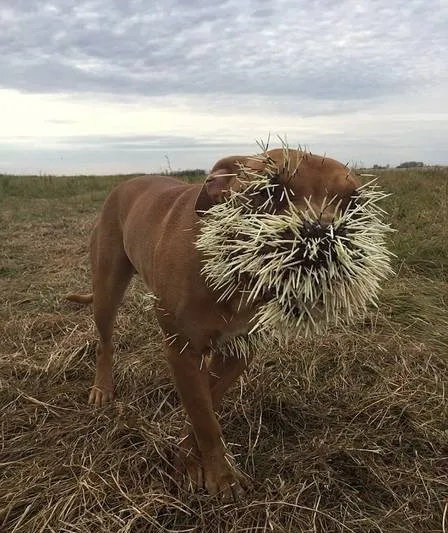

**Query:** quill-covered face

left=236, top=149, right=359, bottom=219
left=196, top=147, right=393, bottom=339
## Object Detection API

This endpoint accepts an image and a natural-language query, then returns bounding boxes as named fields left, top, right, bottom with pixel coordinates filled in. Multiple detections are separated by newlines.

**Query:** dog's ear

left=195, top=155, right=255, bottom=216
left=195, top=169, right=236, bottom=216
left=210, top=155, right=247, bottom=174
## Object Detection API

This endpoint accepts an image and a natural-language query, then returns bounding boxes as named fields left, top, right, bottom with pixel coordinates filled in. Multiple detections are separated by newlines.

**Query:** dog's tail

left=66, top=293, right=94, bottom=304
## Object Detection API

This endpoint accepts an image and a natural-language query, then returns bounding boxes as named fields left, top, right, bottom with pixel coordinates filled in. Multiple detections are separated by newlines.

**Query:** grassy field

left=0, top=168, right=447, bottom=532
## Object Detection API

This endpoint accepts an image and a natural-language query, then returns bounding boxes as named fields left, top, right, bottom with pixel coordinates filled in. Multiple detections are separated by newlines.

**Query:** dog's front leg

left=166, top=342, right=248, bottom=498
left=175, top=352, right=253, bottom=489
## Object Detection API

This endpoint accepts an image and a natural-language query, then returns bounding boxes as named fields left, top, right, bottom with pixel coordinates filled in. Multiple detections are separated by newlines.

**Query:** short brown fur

left=67, top=148, right=359, bottom=498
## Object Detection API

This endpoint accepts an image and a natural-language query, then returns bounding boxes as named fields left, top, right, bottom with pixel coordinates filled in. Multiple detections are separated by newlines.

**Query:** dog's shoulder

left=110, top=174, right=193, bottom=202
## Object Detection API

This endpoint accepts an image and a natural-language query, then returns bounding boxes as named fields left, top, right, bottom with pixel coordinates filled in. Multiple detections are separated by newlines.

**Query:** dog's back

left=107, top=174, right=195, bottom=228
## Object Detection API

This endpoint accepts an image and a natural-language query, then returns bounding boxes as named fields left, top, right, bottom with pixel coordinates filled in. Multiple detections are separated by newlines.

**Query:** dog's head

left=195, top=148, right=360, bottom=223
left=196, top=146, right=393, bottom=338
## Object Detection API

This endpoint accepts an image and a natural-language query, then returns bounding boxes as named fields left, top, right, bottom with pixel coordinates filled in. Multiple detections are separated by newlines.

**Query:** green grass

left=0, top=173, right=137, bottom=198
left=0, top=172, right=203, bottom=199
left=377, top=168, right=448, bottom=277
left=0, top=173, right=203, bottom=222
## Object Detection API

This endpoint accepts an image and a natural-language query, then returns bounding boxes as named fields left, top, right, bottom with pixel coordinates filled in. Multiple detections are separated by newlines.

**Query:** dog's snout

left=319, top=212, right=335, bottom=229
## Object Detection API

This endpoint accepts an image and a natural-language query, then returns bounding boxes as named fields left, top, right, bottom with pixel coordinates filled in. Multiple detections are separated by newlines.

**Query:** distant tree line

left=165, top=169, right=206, bottom=177
left=371, top=161, right=425, bottom=169
left=396, top=161, right=424, bottom=168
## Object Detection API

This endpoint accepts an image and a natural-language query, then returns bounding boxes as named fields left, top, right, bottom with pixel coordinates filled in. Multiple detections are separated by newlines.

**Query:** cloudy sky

left=1, top=0, right=447, bottom=174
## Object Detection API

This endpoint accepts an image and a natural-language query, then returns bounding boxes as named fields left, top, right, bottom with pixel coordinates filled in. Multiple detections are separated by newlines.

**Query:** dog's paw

left=175, top=432, right=252, bottom=499
left=202, top=452, right=252, bottom=501
left=88, top=384, right=114, bottom=406
left=182, top=453, right=205, bottom=492
left=174, top=433, right=204, bottom=490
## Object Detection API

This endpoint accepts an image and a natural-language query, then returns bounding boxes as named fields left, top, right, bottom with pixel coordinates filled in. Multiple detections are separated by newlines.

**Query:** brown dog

left=67, top=148, right=359, bottom=498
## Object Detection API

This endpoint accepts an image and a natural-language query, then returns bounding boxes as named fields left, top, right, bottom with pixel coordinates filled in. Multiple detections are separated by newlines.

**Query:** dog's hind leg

left=89, top=226, right=134, bottom=406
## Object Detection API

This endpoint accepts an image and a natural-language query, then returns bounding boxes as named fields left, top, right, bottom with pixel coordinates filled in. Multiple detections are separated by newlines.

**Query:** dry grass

left=1, top=170, right=447, bottom=532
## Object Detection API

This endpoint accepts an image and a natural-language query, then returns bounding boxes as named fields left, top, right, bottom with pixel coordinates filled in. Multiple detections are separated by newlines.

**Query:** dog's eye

left=349, top=190, right=359, bottom=205
left=248, top=174, right=292, bottom=213
left=343, top=190, right=359, bottom=212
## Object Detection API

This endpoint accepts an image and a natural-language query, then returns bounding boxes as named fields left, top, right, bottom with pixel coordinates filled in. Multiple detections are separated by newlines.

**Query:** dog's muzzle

left=196, top=161, right=394, bottom=339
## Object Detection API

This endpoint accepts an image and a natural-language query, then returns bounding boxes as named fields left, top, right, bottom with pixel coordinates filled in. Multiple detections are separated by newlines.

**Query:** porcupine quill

left=196, top=141, right=394, bottom=357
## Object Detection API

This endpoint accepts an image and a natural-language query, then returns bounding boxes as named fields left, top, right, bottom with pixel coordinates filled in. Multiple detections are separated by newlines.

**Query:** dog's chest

left=210, top=309, right=263, bottom=359
left=215, top=307, right=253, bottom=344
left=217, top=326, right=249, bottom=345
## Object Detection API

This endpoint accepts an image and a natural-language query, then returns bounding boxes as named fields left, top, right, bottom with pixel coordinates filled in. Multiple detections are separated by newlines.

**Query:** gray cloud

left=0, top=133, right=256, bottom=175
left=41, top=133, right=248, bottom=150
left=1, top=0, right=447, bottom=104
left=1, top=0, right=448, bottom=172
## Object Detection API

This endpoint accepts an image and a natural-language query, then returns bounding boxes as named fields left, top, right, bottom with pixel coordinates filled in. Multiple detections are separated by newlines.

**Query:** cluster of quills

left=196, top=148, right=394, bottom=358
